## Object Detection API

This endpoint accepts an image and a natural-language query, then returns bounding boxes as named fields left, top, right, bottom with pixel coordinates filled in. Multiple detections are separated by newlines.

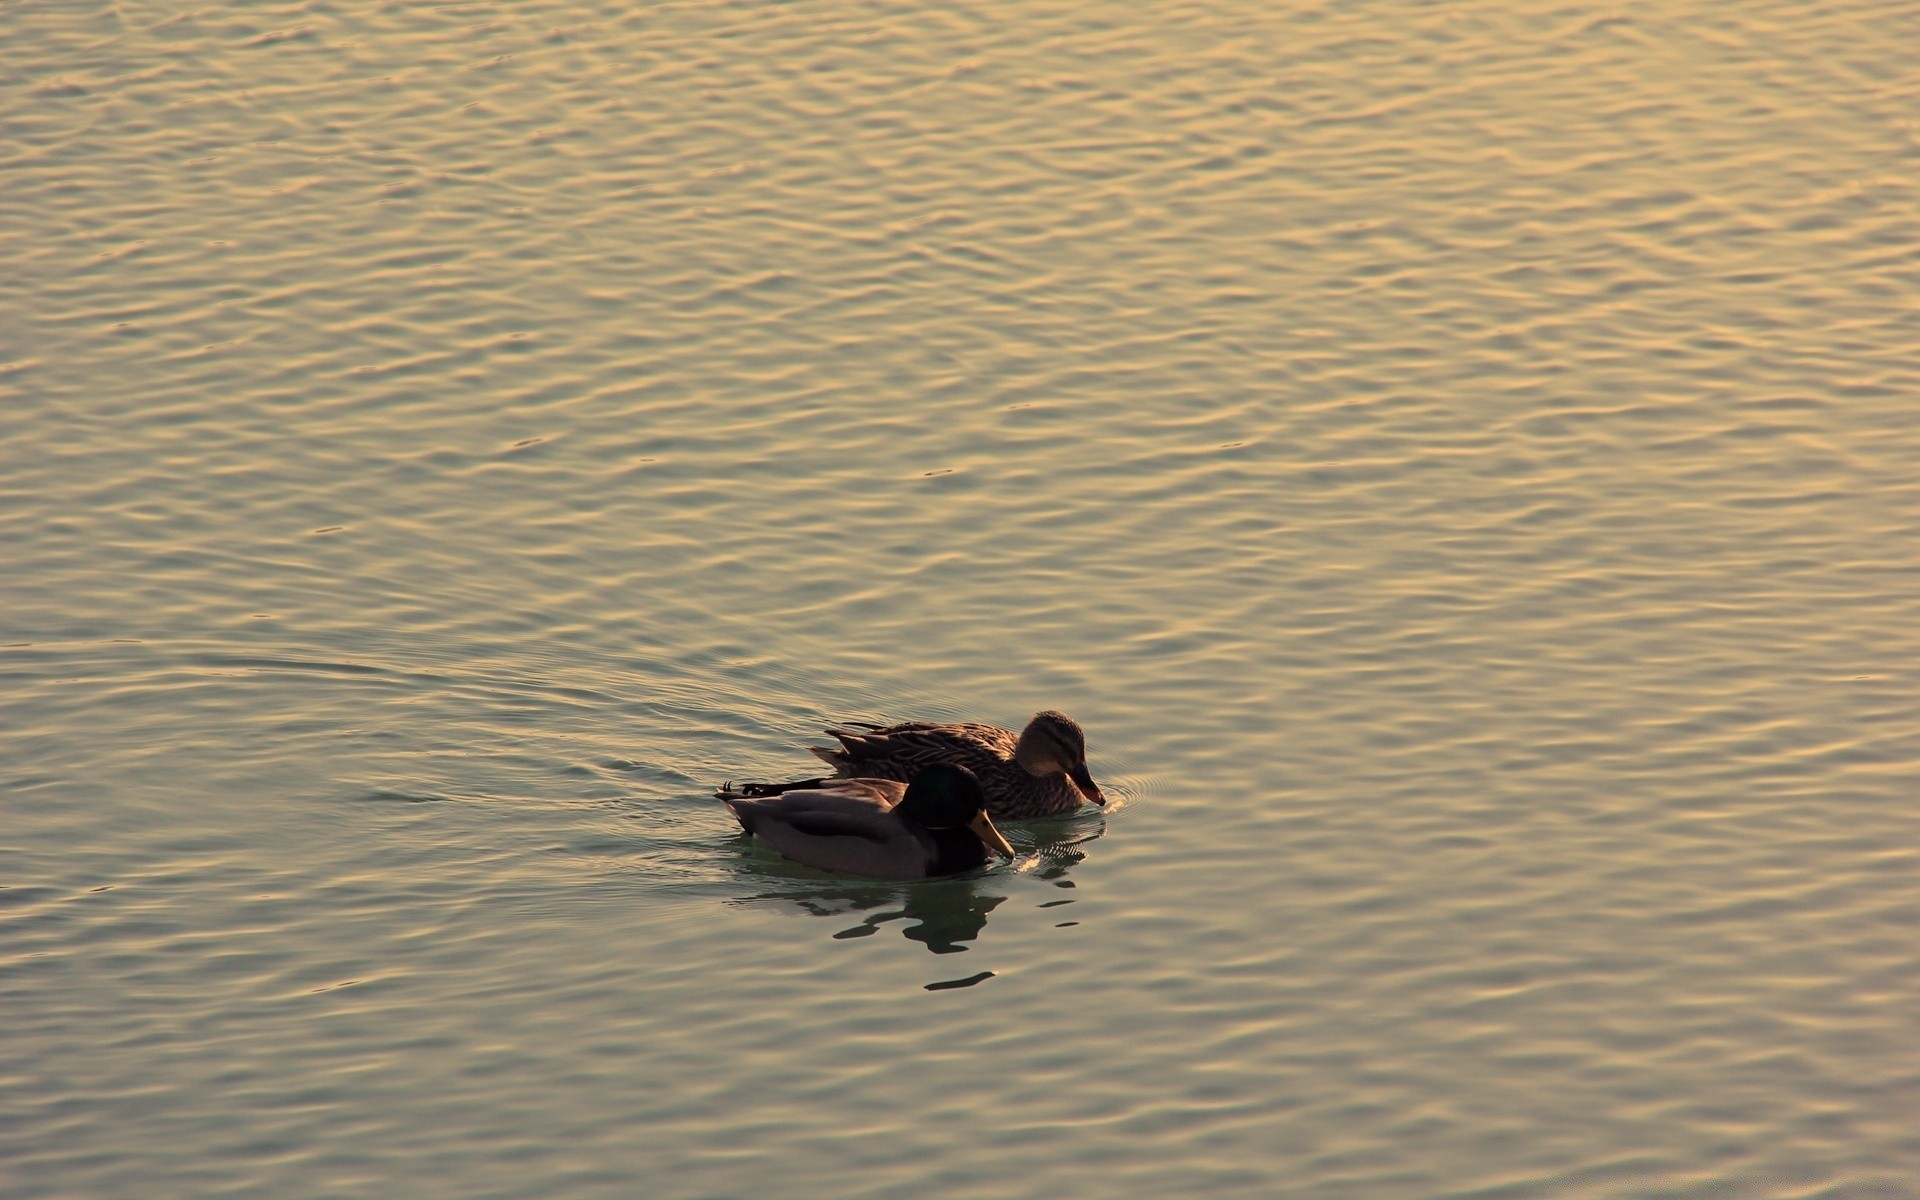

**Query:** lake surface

left=5, top=1, right=1919, bottom=1196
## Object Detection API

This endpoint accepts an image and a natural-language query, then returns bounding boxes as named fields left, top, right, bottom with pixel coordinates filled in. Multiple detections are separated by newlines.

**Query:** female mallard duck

left=718, top=763, right=1015, bottom=880
left=796, top=710, right=1105, bottom=820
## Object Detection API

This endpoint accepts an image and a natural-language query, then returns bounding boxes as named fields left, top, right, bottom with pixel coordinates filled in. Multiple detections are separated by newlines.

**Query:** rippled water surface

left=6, top=1, right=1920, bottom=1196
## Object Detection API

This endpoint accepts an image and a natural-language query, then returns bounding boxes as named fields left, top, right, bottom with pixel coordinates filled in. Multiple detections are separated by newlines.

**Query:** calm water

left=5, top=1, right=1919, bottom=1196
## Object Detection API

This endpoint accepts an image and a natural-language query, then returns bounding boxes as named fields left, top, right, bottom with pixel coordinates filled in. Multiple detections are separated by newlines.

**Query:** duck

left=717, top=762, right=1015, bottom=880
left=795, top=709, right=1106, bottom=820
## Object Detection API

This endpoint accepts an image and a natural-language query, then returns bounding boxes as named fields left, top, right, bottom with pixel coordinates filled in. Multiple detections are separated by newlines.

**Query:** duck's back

left=812, top=720, right=1017, bottom=782
left=809, top=719, right=1083, bottom=818
left=723, top=779, right=939, bottom=879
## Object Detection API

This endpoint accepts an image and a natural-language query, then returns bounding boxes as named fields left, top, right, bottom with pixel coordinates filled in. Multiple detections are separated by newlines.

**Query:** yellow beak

left=969, top=811, right=1015, bottom=859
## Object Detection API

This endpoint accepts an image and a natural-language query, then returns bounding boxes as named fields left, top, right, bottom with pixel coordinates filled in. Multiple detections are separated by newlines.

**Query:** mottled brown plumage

left=805, top=710, right=1105, bottom=820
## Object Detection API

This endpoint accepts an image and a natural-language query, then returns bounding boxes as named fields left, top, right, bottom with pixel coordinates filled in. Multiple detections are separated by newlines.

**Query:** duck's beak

left=970, top=811, right=1016, bottom=859
left=1069, top=764, right=1106, bottom=806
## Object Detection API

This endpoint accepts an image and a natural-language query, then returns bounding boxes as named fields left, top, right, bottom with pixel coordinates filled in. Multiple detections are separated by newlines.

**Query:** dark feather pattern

left=804, top=712, right=1099, bottom=819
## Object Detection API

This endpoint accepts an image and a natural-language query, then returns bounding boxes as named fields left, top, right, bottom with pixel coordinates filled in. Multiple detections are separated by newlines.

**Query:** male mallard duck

left=718, top=763, right=1014, bottom=880
left=799, top=710, right=1105, bottom=820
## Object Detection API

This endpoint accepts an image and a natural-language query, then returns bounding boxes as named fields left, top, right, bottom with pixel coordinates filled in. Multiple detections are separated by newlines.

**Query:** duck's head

left=899, top=763, right=1014, bottom=859
left=1012, top=710, right=1106, bottom=806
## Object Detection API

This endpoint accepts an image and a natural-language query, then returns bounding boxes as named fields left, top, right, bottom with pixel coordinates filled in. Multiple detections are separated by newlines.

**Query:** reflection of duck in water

left=725, top=818, right=1106, bottom=956
left=718, top=764, right=1013, bottom=881
left=836, top=884, right=1009, bottom=955
left=741, top=710, right=1106, bottom=819
left=732, top=877, right=1008, bottom=954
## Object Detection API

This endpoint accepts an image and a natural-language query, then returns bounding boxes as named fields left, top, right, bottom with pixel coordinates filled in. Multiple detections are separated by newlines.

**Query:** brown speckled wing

left=824, top=721, right=1016, bottom=774
left=810, top=718, right=1084, bottom=819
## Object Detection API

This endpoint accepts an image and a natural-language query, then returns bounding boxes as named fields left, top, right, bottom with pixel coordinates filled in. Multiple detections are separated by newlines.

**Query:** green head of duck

left=898, top=764, right=1015, bottom=859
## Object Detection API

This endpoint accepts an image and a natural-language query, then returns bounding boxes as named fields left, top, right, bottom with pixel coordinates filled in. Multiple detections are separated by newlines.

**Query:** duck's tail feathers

left=821, top=722, right=889, bottom=746
left=721, top=776, right=831, bottom=799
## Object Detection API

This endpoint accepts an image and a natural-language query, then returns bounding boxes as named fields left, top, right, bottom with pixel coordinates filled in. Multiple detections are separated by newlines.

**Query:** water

left=5, top=1, right=1919, bottom=1196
